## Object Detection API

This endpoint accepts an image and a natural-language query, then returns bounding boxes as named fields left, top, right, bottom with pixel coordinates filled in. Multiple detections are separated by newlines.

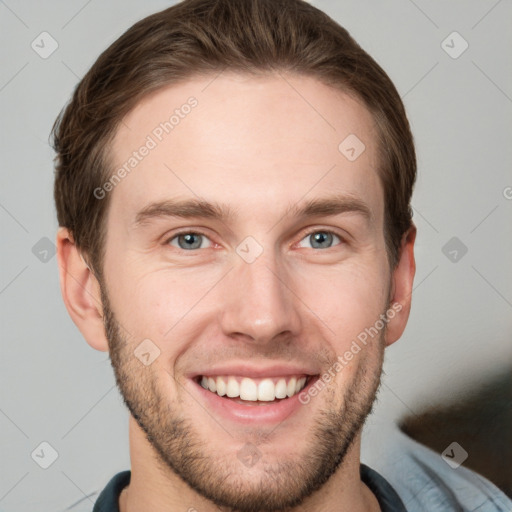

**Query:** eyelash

left=163, top=228, right=346, bottom=252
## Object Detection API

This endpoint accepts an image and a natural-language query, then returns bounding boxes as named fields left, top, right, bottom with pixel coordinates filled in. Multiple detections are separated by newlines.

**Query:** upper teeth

left=200, top=376, right=308, bottom=401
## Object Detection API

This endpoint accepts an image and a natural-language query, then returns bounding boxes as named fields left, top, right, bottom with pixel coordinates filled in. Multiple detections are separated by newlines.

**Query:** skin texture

left=57, top=71, right=416, bottom=512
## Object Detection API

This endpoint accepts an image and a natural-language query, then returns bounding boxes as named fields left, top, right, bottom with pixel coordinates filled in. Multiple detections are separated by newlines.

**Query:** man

left=52, top=0, right=511, bottom=511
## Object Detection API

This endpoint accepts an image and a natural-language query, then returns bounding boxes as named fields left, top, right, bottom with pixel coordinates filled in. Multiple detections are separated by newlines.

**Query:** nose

left=218, top=248, right=302, bottom=346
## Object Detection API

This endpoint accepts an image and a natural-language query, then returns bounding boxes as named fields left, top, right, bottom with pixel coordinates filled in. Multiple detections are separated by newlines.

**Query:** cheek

left=299, top=262, right=389, bottom=346
left=108, top=268, right=216, bottom=346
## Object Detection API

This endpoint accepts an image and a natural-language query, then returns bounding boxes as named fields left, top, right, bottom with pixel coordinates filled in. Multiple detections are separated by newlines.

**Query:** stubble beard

left=100, top=282, right=385, bottom=512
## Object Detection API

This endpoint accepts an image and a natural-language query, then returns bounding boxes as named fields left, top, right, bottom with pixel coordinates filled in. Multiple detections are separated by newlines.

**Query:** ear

left=56, top=227, right=109, bottom=352
left=384, top=223, right=416, bottom=347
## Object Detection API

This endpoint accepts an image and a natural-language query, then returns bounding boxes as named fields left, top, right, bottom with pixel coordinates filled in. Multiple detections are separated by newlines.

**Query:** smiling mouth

left=195, top=374, right=315, bottom=405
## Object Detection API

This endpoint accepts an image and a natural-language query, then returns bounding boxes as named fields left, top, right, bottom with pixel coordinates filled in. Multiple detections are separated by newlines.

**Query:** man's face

left=101, top=72, right=394, bottom=511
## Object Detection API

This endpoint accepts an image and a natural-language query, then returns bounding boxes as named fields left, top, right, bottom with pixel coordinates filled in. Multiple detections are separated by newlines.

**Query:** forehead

left=108, top=71, right=383, bottom=229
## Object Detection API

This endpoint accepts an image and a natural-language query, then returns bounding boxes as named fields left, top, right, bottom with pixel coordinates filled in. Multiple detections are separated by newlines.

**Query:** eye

left=164, top=229, right=344, bottom=252
left=166, top=232, right=212, bottom=251
left=297, top=229, right=343, bottom=250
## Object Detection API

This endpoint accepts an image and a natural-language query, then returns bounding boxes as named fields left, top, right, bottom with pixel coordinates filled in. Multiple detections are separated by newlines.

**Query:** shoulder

left=366, top=427, right=511, bottom=512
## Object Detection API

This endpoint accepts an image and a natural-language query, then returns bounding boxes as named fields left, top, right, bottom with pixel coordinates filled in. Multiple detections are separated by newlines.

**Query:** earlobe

left=384, top=223, right=417, bottom=347
left=56, top=227, right=109, bottom=352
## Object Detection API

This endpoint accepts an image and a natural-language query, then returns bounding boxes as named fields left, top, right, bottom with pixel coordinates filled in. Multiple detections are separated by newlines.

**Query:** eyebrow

left=133, top=193, right=374, bottom=228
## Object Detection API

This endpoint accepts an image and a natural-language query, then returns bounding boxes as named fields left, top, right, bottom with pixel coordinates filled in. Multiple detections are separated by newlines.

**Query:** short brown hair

left=52, top=0, right=416, bottom=279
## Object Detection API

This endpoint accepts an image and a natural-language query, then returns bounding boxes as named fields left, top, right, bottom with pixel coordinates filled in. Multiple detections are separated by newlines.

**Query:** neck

left=119, top=415, right=381, bottom=512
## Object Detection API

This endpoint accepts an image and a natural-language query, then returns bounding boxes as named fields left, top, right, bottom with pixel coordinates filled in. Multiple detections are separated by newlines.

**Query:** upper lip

left=189, top=363, right=320, bottom=380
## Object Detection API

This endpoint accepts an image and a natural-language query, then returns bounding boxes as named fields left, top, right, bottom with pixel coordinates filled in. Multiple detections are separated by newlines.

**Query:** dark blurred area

left=399, top=369, right=512, bottom=498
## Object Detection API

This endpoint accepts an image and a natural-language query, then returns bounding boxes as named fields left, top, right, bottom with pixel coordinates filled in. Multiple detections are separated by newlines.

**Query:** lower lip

left=190, top=377, right=318, bottom=425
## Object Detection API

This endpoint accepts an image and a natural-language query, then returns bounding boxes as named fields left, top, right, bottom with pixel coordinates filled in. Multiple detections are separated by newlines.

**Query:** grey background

left=0, top=0, right=511, bottom=510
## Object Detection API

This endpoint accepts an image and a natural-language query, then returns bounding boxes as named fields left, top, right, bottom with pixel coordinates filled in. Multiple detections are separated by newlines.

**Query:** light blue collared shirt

left=362, top=425, right=511, bottom=511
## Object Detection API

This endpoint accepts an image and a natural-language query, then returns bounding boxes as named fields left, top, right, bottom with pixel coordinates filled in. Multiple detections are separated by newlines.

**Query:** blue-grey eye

left=169, top=233, right=212, bottom=250
left=298, top=231, right=342, bottom=249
